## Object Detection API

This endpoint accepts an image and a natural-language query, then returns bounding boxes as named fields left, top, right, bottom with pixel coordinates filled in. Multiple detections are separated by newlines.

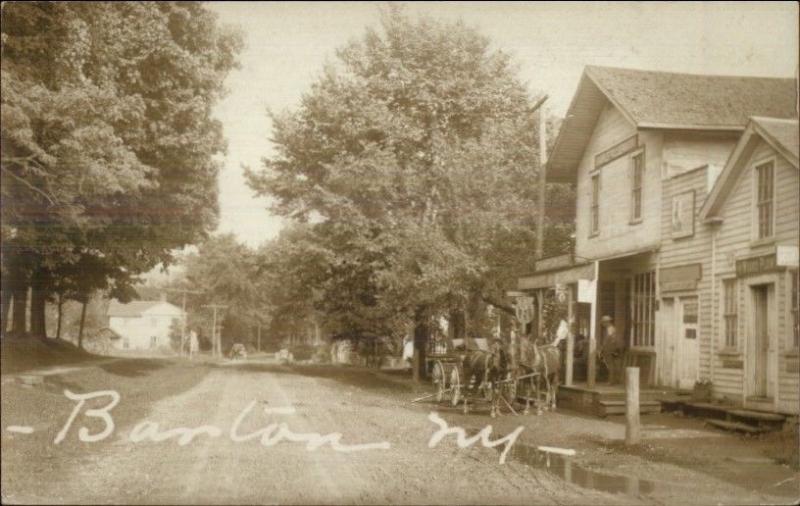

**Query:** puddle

left=504, top=443, right=657, bottom=496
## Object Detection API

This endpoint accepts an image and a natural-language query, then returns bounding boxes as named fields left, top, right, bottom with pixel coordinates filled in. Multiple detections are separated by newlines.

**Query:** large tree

left=1, top=2, right=242, bottom=339
left=247, top=9, right=573, bottom=376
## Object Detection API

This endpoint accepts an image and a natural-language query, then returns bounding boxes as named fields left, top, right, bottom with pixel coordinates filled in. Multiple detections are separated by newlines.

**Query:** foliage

left=1, top=1, right=243, bottom=338
left=246, top=8, right=574, bottom=343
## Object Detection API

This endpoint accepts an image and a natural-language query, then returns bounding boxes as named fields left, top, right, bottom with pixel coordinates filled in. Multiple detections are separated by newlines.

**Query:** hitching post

left=625, top=367, right=641, bottom=445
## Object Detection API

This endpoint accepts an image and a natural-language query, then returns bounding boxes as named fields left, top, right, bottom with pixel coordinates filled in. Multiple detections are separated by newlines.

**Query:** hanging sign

left=515, top=296, right=535, bottom=324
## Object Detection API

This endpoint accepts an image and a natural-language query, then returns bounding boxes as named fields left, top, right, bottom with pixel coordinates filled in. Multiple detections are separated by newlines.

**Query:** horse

left=517, top=334, right=563, bottom=415
left=459, top=342, right=510, bottom=418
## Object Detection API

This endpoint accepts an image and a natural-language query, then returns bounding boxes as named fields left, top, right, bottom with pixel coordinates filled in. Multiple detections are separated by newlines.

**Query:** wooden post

left=566, top=285, right=575, bottom=386
left=625, top=367, right=641, bottom=445
left=588, top=263, right=599, bottom=388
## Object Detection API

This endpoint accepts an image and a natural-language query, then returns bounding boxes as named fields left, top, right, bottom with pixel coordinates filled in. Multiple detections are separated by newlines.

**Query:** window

left=630, top=271, right=656, bottom=347
left=590, top=174, right=600, bottom=235
left=755, top=161, right=774, bottom=239
left=792, top=270, right=799, bottom=348
left=631, top=152, right=644, bottom=221
left=150, top=336, right=157, bottom=348
left=723, top=279, right=737, bottom=348
left=682, top=297, right=699, bottom=339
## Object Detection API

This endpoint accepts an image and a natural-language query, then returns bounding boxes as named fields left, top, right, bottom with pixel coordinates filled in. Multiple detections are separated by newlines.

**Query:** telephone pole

left=202, top=304, right=228, bottom=358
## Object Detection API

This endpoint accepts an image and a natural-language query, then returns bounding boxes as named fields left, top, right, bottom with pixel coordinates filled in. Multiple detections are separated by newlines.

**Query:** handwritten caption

left=7, top=389, right=524, bottom=464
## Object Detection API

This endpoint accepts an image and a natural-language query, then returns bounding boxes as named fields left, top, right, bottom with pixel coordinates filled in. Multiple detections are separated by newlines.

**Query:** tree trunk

left=78, top=299, right=88, bottom=349
left=1, top=281, right=11, bottom=337
left=10, top=281, right=28, bottom=337
left=29, top=269, right=48, bottom=339
left=412, top=307, right=429, bottom=382
left=56, top=293, right=64, bottom=340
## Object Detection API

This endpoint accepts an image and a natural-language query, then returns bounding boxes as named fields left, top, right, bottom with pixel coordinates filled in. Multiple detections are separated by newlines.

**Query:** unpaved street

left=1, top=360, right=796, bottom=504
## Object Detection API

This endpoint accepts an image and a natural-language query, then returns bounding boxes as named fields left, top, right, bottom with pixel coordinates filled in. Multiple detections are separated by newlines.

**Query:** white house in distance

left=107, top=295, right=185, bottom=351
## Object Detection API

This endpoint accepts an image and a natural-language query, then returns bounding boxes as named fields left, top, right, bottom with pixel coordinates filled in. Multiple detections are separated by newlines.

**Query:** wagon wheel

left=450, top=366, right=461, bottom=407
left=432, top=361, right=446, bottom=403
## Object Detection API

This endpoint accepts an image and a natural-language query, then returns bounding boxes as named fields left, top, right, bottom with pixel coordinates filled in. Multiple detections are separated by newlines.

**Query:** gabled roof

left=107, top=300, right=182, bottom=318
left=548, top=66, right=797, bottom=182
left=700, top=117, right=799, bottom=221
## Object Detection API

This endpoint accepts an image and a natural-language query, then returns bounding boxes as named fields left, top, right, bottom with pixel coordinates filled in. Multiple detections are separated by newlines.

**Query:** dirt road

left=2, top=360, right=796, bottom=504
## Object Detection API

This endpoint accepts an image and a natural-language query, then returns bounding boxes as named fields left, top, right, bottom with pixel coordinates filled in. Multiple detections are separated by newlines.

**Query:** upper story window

left=755, top=161, right=774, bottom=239
left=630, top=151, right=644, bottom=222
left=590, top=173, right=600, bottom=235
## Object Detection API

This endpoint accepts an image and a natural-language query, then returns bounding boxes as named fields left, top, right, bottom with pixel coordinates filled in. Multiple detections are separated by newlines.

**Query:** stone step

left=705, top=419, right=768, bottom=434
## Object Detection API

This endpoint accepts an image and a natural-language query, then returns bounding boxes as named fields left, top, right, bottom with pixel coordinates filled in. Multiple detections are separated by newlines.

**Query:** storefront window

left=792, top=270, right=798, bottom=348
left=631, top=271, right=655, bottom=347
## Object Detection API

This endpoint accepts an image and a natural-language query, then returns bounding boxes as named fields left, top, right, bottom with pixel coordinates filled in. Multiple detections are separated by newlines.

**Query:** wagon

left=426, top=338, right=518, bottom=414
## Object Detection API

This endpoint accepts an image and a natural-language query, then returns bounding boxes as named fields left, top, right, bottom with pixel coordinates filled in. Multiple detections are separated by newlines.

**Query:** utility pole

left=202, top=304, right=228, bottom=358
left=257, top=322, right=261, bottom=352
left=534, top=95, right=549, bottom=260
left=166, top=287, right=202, bottom=356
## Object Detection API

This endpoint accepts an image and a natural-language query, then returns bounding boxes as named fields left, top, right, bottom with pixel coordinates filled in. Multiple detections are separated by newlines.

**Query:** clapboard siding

left=711, top=138, right=799, bottom=413
left=575, top=103, right=661, bottom=260
left=659, top=167, right=715, bottom=385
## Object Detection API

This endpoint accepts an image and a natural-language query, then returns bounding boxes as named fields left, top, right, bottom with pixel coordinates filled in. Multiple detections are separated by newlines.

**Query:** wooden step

left=705, top=419, right=768, bottom=434
left=597, top=400, right=661, bottom=417
left=728, top=409, right=785, bottom=422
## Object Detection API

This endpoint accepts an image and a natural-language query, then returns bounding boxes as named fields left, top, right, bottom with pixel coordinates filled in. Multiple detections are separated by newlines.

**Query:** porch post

left=588, top=261, right=599, bottom=388
left=566, top=284, right=575, bottom=386
left=537, top=289, right=545, bottom=338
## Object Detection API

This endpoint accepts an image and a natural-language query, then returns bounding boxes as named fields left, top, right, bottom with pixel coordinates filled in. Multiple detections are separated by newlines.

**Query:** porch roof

left=517, top=261, right=594, bottom=291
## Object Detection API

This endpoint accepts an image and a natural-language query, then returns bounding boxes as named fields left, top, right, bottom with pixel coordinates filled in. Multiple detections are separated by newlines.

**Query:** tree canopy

left=1, top=1, right=243, bottom=338
left=246, top=9, right=574, bottom=365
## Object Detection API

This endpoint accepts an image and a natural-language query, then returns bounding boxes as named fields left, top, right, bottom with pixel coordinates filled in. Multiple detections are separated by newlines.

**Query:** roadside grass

left=0, top=337, right=102, bottom=375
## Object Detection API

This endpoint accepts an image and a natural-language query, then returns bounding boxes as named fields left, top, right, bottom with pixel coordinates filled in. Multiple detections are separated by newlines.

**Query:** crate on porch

left=691, top=379, right=713, bottom=402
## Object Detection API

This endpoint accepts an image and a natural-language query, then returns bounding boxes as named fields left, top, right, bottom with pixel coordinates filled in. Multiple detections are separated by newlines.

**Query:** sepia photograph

left=1, top=1, right=798, bottom=504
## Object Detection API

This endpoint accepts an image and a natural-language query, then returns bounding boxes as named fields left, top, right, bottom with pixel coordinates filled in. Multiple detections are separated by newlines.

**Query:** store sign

left=659, top=264, right=701, bottom=292
left=777, top=245, right=799, bottom=268
left=736, top=253, right=779, bottom=277
left=577, top=279, right=595, bottom=303
left=595, top=135, right=638, bottom=169
left=671, top=190, right=695, bottom=239
left=515, top=296, right=535, bottom=324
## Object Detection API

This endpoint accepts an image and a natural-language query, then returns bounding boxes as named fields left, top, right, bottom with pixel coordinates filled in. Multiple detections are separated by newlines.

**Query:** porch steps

left=666, top=401, right=787, bottom=433
left=705, top=419, right=769, bottom=434
left=597, top=400, right=661, bottom=417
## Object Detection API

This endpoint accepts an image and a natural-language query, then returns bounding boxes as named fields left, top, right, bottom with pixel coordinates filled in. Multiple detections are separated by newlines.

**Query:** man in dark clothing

left=600, top=315, right=624, bottom=385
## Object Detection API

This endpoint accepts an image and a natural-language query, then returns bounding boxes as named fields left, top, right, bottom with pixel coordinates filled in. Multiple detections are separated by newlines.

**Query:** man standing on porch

left=600, top=316, right=624, bottom=385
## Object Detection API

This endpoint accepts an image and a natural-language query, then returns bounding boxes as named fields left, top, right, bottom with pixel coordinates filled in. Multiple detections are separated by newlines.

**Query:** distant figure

left=402, top=336, right=414, bottom=370
left=189, top=330, right=199, bottom=360
left=600, top=316, right=624, bottom=385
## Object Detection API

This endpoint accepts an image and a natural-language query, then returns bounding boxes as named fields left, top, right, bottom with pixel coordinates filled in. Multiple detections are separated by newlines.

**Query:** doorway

left=677, top=296, right=699, bottom=390
left=750, top=285, right=771, bottom=398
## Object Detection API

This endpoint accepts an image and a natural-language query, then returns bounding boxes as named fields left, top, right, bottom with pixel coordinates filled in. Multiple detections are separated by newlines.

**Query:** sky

left=207, top=1, right=798, bottom=249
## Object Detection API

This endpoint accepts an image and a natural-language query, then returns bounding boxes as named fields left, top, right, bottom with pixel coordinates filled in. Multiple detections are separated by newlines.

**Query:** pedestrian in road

left=600, top=315, right=624, bottom=385
left=189, top=329, right=199, bottom=361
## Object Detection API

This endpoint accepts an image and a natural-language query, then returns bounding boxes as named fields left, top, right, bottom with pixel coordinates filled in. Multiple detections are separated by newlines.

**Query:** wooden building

left=699, top=117, right=799, bottom=414
left=516, top=66, right=797, bottom=413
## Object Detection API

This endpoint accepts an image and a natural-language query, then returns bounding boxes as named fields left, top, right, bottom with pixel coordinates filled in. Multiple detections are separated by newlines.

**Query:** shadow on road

left=97, top=358, right=170, bottom=377
left=213, top=362, right=415, bottom=393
